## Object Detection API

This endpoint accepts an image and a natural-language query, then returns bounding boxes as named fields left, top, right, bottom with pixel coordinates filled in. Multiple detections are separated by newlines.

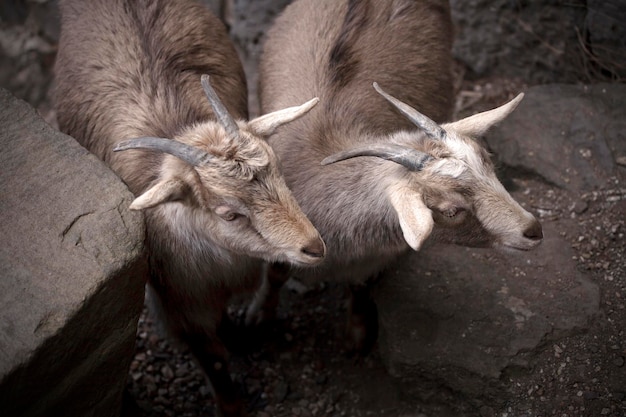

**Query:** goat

left=54, top=0, right=324, bottom=415
left=255, top=0, right=543, bottom=352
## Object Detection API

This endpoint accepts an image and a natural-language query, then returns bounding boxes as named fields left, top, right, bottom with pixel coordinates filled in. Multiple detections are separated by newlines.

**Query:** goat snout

left=301, top=236, right=326, bottom=259
left=523, top=219, right=543, bottom=241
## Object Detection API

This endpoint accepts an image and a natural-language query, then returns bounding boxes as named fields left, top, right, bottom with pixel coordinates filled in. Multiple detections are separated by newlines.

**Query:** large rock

left=374, top=223, right=599, bottom=406
left=0, top=89, right=147, bottom=417
left=485, top=84, right=626, bottom=192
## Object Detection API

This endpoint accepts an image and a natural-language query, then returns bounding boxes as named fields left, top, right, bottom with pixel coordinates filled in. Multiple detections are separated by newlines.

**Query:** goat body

left=55, top=0, right=324, bottom=415
left=260, top=0, right=453, bottom=282
left=258, top=0, right=542, bottom=348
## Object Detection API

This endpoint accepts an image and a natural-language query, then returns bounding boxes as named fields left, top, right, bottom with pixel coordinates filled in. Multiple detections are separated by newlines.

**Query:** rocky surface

left=375, top=227, right=601, bottom=407
left=486, top=84, right=626, bottom=192
left=0, top=89, right=147, bottom=417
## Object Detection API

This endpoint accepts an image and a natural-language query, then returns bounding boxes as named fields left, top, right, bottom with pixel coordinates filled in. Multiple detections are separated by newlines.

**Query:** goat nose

left=523, top=220, right=543, bottom=241
left=301, top=236, right=326, bottom=258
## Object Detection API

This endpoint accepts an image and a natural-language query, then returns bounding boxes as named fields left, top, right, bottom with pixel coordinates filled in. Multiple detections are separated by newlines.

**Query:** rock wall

left=0, top=89, right=147, bottom=417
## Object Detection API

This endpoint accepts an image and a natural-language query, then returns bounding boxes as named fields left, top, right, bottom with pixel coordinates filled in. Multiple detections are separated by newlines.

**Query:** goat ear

left=386, top=185, right=434, bottom=251
left=444, top=93, right=524, bottom=138
left=129, top=178, right=188, bottom=210
left=249, top=97, right=319, bottom=136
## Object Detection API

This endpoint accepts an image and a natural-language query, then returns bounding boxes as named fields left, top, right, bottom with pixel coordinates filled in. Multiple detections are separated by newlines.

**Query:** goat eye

left=222, top=212, right=238, bottom=221
left=215, top=206, right=240, bottom=221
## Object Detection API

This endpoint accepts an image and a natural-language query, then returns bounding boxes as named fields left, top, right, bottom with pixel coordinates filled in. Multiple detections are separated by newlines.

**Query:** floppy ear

left=444, top=93, right=524, bottom=138
left=249, top=97, right=319, bottom=136
left=386, top=184, right=434, bottom=251
left=129, top=178, right=189, bottom=210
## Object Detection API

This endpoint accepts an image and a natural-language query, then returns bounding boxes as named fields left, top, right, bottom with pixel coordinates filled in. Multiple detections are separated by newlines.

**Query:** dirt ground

left=124, top=77, right=626, bottom=417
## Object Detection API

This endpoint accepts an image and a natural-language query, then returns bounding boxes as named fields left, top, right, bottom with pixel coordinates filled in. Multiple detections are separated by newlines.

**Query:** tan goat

left=256, top=0, right=543, bottom=352
left=54, top=0, right=324, bottom=415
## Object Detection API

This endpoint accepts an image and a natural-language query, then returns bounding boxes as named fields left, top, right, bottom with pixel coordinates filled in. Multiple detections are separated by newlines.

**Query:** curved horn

left=201, top=74, right=240, bottom=138
left=113, top=137, right=213, bottom=166
left=321, top=144, right=432, bottom=171
left=373, top=82, right=447, bottom=140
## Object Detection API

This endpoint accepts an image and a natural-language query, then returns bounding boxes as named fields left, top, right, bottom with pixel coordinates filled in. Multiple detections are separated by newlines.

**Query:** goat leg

left=346, top=283, right=379, bottom=356
left=245, top=262, right=291, bottom=327
left=182, top=332, right=247, bottom=417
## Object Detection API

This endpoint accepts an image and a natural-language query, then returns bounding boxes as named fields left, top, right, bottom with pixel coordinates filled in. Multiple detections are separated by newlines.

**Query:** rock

left=274, top=381, right=290, bottom=403
left=485, top=84, right=626, bottom=192
left=0, top=0, right=59, bottom=121
left=586, top=0, right=626, bottom=80
left=0, top=89, right=147, bottom=417
left=450, top=0, right=587, bottom=83
left=374, top=221, right=600, bottom=406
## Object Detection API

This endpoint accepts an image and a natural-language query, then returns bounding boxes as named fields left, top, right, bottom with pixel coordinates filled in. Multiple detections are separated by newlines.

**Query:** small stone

left=174, top=366, right=187, bottom=378
left=274, top=381, right=289, bottom=403
left=129, top=360, right=140, bottom=371
left=583, top=391, right=599, bottom=400
left=613, top=356, right=625, bottom=367
left=613, top=392, right=625, bottom=401
left=161, top=365, right=174, bottom=381
left=199, top=385, right=210, bottom=397
left=315, top=374, right=328, bottom=385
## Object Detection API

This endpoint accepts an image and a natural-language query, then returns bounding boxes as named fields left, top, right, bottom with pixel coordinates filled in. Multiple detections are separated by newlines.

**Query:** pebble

left=161, top=364, right=174, bottom=381
left=198, top=385, right=210, bottom=397
left=274, top=381, right=289, bottom=403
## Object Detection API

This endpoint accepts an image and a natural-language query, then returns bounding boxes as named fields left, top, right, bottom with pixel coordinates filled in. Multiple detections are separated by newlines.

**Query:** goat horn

left=201, top=74, right=240, bottom=138
left=373, top=82, right=447, bottom=140
left=321, top=144, right=432, bottom=171
left=113, top=137, right=213, bottom=166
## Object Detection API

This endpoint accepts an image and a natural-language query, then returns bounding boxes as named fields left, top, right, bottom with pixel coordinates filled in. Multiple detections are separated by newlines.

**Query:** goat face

left=323, top=83, right=542, bottom=252
left=115, top=75, right=326, bottom=266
